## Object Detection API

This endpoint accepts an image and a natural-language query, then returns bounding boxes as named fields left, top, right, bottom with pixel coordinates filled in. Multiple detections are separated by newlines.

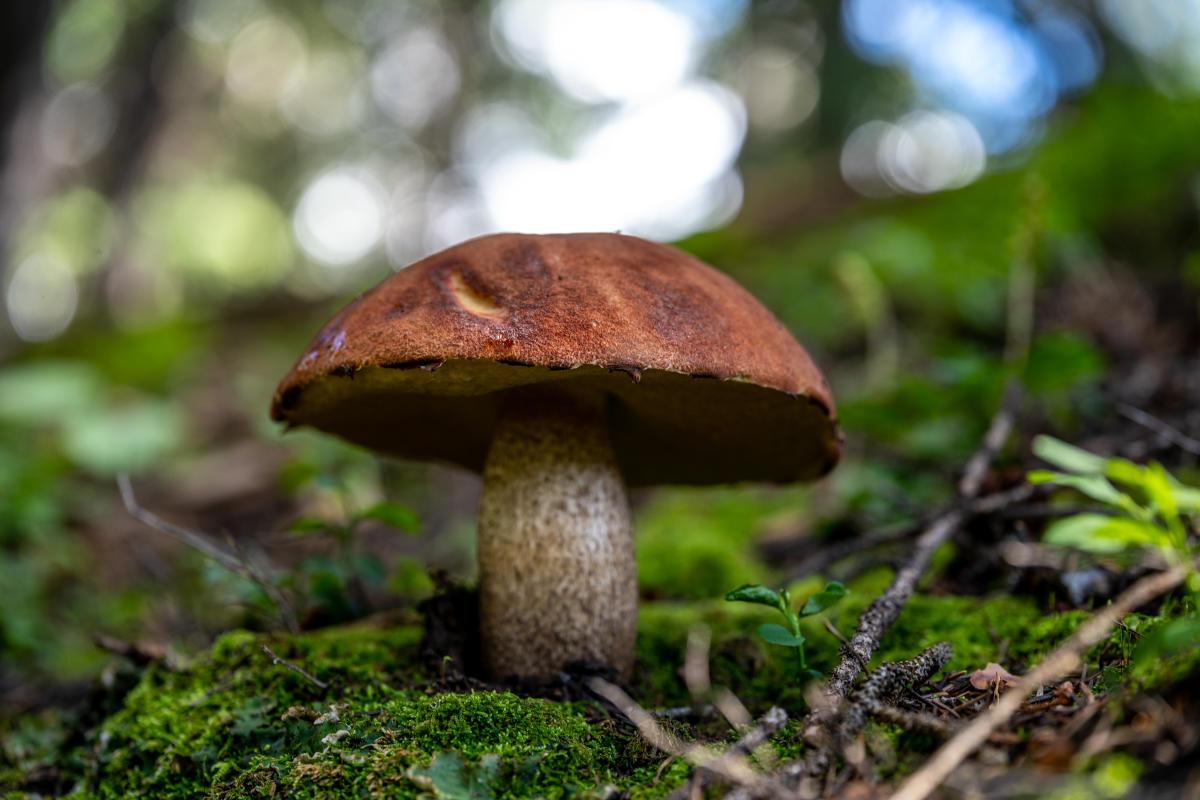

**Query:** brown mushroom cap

left=271, top=232, right=839, bottom=486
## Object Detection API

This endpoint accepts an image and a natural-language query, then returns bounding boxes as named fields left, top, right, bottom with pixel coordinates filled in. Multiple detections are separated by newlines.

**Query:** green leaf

left=1167, top=481, right=1200, bottom=513
left=278, top=461, right=317, bottom=493
left=1032, top=436, right=1107, bottom=475
left=1133, top=617, right=1200, bottom=670
left=1028, top=470, right=1145, bottom=517
left=1022, top=332, right=1104, bottom=395
left=799, top=581, right=849, bottom=616
left=61, top=400, right=183, bottom=476
left=287, top=516, right=332, bottom=534
left=1028, top=470, right=1123, bottom=503
left=0, top=361, right=102, bottom=424
left=351, top=552, right=387, bottom=586
left=1143, top=463, right=1186, bottom=549
left=1104, top=458, right=1146, bottom=489
left=757, top=623, right=806, bottom=648
left=230, top=697, right=276, bottom=737
left=356, top=502, right=419, bottom=533
left=408, top=751, right=500, bottom=800
left=725, top=584, right=783, bottom=609
left=1043, top=514, right=1173, bottom=554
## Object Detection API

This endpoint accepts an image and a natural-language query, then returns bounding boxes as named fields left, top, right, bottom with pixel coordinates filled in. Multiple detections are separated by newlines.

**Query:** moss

left=878, top=592, right=1087, bottom=673
left=634, top=487, right=810, bottom=600
left=23, top=619, right=683, bottom=800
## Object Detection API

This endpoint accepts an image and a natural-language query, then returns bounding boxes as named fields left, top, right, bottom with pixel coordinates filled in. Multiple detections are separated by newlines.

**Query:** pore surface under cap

left=271, top=232, right=839, bottom=485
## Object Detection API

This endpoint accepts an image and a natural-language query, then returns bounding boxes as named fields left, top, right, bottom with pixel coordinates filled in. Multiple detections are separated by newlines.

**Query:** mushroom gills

left=477, top=390, right=637, bottom=680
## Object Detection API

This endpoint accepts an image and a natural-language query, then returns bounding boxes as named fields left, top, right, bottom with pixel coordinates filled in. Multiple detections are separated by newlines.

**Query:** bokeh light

left=842, top=0, right=1101, bottom=153
left=370, top=27, right=460, bottom=131
left=5, top=255, right=79, bottom=343
left=1100, top=1, right=1200, bottom=92
left=224, top=14, right=307, bottom=109
left=282, top=50, right=367, bottom=137
left=14, top=188, right=117, bottom=275
left=494, top=0, right=698, bottom=104
left=41, top=83, right=115, bottom=166
left=180, top=0, right=264, bottom=44
left=735, top=46, right=820, bottom=133
left=473, top=0, right=747, bottom=239
left=841, top=110, right=985, bottom=196
left=136, top=181, right=293, bottom=288
left=294, top=168, right=387, bottom=267
left=44, top=0, right=126, bottom=83
left=470, top=82, right=745, bottom=239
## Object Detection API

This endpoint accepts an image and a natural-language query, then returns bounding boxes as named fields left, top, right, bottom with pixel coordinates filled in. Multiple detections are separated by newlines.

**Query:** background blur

left=2, top=0, right=1200, bottom=706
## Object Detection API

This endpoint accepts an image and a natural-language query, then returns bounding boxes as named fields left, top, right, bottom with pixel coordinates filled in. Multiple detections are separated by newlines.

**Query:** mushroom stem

left=478, top=391, right=637, bottom=680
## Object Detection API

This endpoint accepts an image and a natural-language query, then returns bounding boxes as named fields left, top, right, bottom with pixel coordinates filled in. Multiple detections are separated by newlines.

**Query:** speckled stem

left=478, top=391, right=637, bottom=680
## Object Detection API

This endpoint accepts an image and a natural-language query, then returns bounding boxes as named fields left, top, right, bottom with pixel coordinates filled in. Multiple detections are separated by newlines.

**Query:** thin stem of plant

left=587, top=677, right=791, bottom=797
left=891, top=562, right=1192, bottom=800
left=1117, top=402, right=1200, bottom=456
left=262, top=643, right=330, bottom=690
left=117, top=474, right=300, bottom=632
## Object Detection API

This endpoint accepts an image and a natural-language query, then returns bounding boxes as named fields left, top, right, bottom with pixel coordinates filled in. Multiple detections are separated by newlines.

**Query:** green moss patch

left=38, top=621, right=677, bottom=799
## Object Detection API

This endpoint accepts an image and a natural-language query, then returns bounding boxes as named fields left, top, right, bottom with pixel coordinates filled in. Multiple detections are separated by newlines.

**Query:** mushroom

left=271, top=232, right=839, bottom=680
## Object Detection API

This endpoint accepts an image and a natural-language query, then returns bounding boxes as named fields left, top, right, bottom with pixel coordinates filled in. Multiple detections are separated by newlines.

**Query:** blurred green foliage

left=3, top=81, right=1198, bottom=686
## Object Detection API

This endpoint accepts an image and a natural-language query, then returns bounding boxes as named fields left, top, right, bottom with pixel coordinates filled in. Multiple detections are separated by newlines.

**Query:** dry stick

left=662, top=707, right=791, bottom=800
left=783, top=484, right=1036, bottom=585
left=587, top=678, right=789, bottom=796
left=798, top=644, right=954, bottom=782
left=725, top=644, right=954, bottom=800
left=891, top=562, right=1191, bottom=800
left=117, top=474, right=300, bottom=632
left=824, top=384, right=1021, bottom=701
left=1117, top=402, right=1200, bottom=457
left=262, top=643, right=330, bottom=690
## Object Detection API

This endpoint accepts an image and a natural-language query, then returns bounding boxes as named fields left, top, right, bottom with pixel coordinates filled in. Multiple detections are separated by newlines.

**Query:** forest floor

left=4, top=271, right=1200, bottom=798
left=2, top=567, right=1197, bottom=799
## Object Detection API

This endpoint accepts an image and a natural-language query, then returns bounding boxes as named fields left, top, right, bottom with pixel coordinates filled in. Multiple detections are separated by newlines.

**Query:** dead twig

left=801, top=643, right=953, bottom=781
left=823, top=384, right=1020, bottom=702
left=891, top=562, right=1193, bottom=800
left=93, top=634, right=172, bottom=668
left=663, top=706, right=791, bottom=800
left=822, top=618, right=850, bottom=648
left=726, top=644, right=953, bottom=800
left=262, top=644, right=330, bottom=690
left=1117, top=402, right=1200, bottom=456
left=587, top=678, right=792, bottom=797
left=117, top=474, right=299, bottom=632
left=653, top=705, right=714, bottom=720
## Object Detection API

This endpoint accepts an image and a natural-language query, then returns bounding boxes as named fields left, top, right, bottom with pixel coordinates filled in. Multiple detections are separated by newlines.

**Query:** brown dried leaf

left=969, top=662, right=1021, bottom=691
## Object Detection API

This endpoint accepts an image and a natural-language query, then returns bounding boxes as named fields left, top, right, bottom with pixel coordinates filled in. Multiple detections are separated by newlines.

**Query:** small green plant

left=725, top=581, right=848, bottom=678
left=287, top=498, right=420, bottom=621
left=1029, top=435, right=1199, bottom=665
left=1029, top=435, right=1199, bottom=566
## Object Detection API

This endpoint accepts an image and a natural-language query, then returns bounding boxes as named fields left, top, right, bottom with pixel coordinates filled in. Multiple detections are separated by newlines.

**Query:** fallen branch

left=780, top=485, right=1038, bottom=584
left=117, top=474, right=299, bottom=632
left=725, top=644, right=953, bottom=800
left=824, top=384, right=1021, bottom=700
left=891, top=562, right=1192, bottom=800
left=796, top=643, right=953, bottom=784
left=262, top=643, right=330, bottom=690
